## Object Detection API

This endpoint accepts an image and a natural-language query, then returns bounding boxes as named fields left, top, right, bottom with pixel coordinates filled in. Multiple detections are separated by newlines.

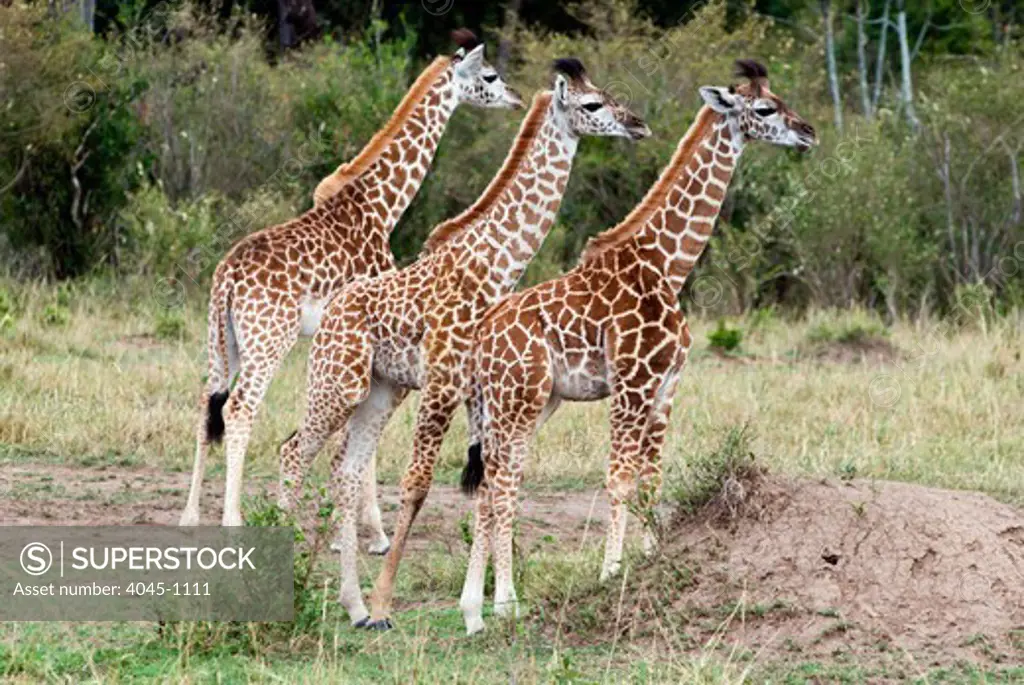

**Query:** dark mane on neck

left=421, top=92, right=553, bottom=253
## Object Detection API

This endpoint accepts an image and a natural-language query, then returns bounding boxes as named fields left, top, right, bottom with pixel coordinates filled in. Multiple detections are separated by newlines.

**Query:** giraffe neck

left=320, top=60, right=459, bottom=235
left=448, top=97, right=577, bottom=299
left=632, top=109, right=743, bottom=292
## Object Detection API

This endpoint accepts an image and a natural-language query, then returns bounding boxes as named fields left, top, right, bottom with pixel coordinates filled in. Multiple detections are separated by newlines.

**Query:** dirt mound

left=564, top=477, right=1024, bottom=671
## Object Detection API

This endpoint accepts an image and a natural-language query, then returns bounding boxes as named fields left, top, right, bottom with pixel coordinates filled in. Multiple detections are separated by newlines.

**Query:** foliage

left=667, top=424, right=759, bottom=516
left=707, top=319, right=743, bottom=353
left=805, top=308, right=888, bottom=345
left=1, top=0, right=1023, bottom=317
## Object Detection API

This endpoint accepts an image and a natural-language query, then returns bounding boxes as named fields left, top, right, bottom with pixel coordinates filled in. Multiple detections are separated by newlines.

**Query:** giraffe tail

left=460, top=381, right=486, bottom=496
left=460, top=442, right=484, bottom=496
left=204, top=273, right=238, bottom=444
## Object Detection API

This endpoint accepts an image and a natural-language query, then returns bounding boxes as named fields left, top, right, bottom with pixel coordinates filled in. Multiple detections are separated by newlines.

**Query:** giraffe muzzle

left=627, top=123, right=652, bottom=141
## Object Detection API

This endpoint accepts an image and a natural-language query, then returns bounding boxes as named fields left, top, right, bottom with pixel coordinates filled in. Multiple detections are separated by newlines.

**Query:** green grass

left=1, top=280, right=1024, bottom=681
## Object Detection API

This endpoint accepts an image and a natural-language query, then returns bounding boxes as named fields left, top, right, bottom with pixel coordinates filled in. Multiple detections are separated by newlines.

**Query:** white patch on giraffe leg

left=221, top=406, right=254, bottom=527
left=298, top=296, right=327, bottom=337
left=600, top=494, right=629, bottom=582
left=460, top=491, right=492, bottom=635
left=360, top=456, right=390, bottom=555
left=331, top=382, right=398, bottom=617
left=180, top=417, right=209, bottom=526
left=336, top=522, right=368, bottom=625
left=642, top=529, right=658, bottom=556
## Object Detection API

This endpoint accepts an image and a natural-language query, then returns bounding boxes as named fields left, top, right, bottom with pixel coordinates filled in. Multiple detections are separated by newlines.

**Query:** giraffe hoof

left=361, top=618, right=394, bottom=631
left=352, top=617, right=370, bottom=629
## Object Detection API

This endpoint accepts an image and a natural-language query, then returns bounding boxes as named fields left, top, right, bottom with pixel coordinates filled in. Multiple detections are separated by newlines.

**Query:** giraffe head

left=450, top=29, right=524, bottom=110
left=699, top=59, right=817, bottom=152
left=551, top=58, right=652, bottom=141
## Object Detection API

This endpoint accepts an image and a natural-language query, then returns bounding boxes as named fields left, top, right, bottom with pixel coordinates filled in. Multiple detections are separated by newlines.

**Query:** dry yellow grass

left=1, top=280, right=1022, bottom=505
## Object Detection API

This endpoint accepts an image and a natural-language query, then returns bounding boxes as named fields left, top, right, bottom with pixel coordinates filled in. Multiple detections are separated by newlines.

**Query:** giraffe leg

left=637, top=325, right=689, bottom=554
left=222, top=332, right=297, bottom=527
left=359, top=449, right=390, bottom=555
left=459, top=474, right=494, bottom=635
left=277, top=407, right=343, bottom=514
left=365, top=382, right=462, bottom=628
left=180, top=288, right=238, bottom=526
left=179, top=393, right=215, bottom=526
left=491, top=438, right=528, bottom=620
left=359, top=388, right=408, bottom=555
left=601, top=382, right=660, bottom=581
left=636, top=369, right=682, bottom=556
left=326, top=380, right=401, bottom=626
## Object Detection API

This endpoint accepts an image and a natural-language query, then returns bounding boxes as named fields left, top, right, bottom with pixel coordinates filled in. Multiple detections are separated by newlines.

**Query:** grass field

left=1, top=279, right=1023, bottom=682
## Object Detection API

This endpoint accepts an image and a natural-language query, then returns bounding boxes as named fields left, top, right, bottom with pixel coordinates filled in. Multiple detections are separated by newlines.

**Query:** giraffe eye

left=754, top=106, right=776, bottom=117
left=482, top=74, right=499, bottom=84
left=582, top=102, right=603, bottom=113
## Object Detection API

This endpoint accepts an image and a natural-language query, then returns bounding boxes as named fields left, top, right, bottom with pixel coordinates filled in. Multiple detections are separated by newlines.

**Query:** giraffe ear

left=700, top=86, right=740, bottom=114
left=553, top=74, right=570, bottom=109
left=456, top=44, right=485, bottom=76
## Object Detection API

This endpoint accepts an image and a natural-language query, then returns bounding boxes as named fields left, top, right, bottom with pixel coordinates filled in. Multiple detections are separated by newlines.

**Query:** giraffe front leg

left=636, top=372, right=681, bottom=556
left=364, top=384, right=462, bottom=630
left=601, top=382, right=660, bottom=581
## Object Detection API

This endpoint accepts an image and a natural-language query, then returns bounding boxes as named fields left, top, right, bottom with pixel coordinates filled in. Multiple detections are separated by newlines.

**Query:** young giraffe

left=278, top=59, right=651, bottom=629
left=459, top=60, right=818, bottom=634
left=178, top=32, right=523, bottom=532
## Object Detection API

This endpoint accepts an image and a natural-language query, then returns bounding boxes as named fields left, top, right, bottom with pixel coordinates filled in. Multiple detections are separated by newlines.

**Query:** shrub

left=805, top=308, right=888, bottom=345
left=707, top=319, right=743, bottom=354
left=667, top=424, right=760, bottom=517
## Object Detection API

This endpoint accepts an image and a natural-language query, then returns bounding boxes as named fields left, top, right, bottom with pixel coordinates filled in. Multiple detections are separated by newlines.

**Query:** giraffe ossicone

left=277, top=58, right=651, bottom=629
left=459, top=58, right=817, bottom=635
left=177, top=30, right=522, bottom=534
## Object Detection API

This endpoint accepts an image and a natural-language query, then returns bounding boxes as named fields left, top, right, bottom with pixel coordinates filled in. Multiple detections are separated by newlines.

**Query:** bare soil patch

left=0, top=462, right=605, bottom=552
left=561, top=475, right=1024, bottom=673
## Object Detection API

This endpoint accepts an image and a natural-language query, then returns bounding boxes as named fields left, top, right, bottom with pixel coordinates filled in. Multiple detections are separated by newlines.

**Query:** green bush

left=805, top=308, right=888, bottom=346
left=707, top=319, right=743, bottom=354
left=1, top=0, right=1022, bottom=320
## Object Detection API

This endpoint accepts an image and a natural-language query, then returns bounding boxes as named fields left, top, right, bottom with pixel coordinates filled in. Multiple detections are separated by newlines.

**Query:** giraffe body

left=279, top=62, right=650, bottom=628
left=459, top=60, right=818, bottom=634
left=178, top=36, right=522, bottom=531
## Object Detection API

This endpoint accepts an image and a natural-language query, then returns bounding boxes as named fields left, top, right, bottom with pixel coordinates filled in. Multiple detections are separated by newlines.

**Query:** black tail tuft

left=460, top=442, right=485, bottom=496
left=206, top=391, right=230, bottom=443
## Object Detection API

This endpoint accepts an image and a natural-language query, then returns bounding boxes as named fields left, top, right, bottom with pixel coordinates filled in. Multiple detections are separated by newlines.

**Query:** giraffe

left=458, top=60, right=818, bottom=634
left=277, top=59, right=651, bottom=629
left=178, top=31, right=523, bottom=533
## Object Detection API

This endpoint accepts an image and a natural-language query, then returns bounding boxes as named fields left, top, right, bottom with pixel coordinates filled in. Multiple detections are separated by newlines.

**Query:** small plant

left=668, top=424, right=760, bottom=517
left=838, top=461, right=858, bottom=481
left=0, top=287, right=16, bottom=332
left=154, top=308, right=187, bottom=341
left=951, top=282, right=995, bottom=331
left=806, top=311, right=888, bottom=346
left=707, top=319, right=743, bottom=354
left=40, top=303, right=70, bottom=327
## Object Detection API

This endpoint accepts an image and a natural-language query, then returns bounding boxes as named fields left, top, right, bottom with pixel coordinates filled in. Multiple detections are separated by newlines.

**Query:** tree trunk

left=871, top=0, right=890, bottom=111
left=276, top=0, right=319, bottom=52
left=498, top=0, right=522, bottom=75
left=820, top=0, right=843, bottom=132
left=855, top=0, right=872, bottom=118
left=896, top=2, right=919, bottom=130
